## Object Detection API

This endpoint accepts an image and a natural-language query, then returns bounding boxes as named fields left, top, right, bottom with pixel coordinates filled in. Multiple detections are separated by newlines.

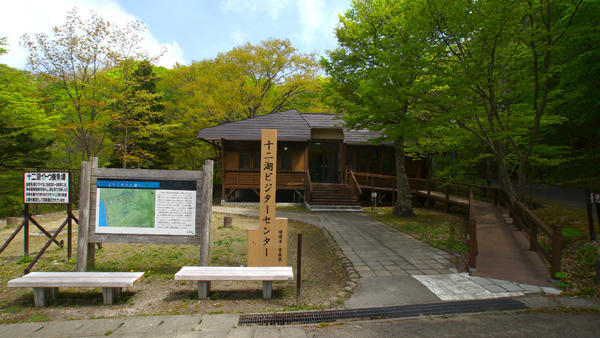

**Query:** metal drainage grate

left=238, top=298, right=527, bottom=326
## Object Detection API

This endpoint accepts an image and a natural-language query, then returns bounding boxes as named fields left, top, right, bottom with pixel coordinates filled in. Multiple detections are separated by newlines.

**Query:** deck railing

left=223, top=170, right=306, bottom=188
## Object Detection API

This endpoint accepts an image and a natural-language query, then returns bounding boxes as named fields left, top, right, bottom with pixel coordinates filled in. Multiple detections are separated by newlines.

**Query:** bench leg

left=33, top=288, right=47, bottom=307
left=262, top=281, right=272, bottom=299
left=49, top=287, right=58, bottom=300
left=102, top=287, right=121, bottom=305
left=197, top=281, right=210, bottom=300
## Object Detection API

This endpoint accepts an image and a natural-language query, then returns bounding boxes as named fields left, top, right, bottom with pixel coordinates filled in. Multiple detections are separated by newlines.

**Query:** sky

left=0, top=0, right=352, bottom=70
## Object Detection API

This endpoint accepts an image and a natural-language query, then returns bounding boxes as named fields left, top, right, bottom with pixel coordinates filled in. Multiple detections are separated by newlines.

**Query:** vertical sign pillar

left=248, top=129, right=288, bottom=266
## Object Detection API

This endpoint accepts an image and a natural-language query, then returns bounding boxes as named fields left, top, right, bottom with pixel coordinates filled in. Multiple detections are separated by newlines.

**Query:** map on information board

left=97, top=188, right=155, bottom=228
left=95, top=179, right=196, bottom=236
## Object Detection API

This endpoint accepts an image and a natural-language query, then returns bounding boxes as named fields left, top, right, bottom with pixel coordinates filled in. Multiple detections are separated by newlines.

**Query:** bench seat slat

left=21, top=272, right=144, bottom=279
left=175, top=266, right=293, bottom=281
left=8, top=278, right=139, bottom=288
left=7, top=272, right=144, bottom=288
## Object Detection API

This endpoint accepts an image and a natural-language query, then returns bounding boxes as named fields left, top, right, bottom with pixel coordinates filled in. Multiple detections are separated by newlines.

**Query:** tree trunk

left=495, top=143, right=517, bottom=204
left=517, top=157, right=527, bottom=200
left=393, top=137, right=414, bottom=217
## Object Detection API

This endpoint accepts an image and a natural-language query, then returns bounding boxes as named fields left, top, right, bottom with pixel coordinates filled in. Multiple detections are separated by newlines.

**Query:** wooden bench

left=174, top=266, right=293, bottom=299
left=7, top=272, right=144, bottom=307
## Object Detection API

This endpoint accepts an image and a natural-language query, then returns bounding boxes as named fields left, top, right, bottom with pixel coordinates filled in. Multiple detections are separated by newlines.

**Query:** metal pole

left=296, top=233, right=302, bottom=302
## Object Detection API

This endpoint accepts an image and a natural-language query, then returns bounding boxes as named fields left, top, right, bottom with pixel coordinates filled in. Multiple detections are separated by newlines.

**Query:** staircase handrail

left=348, top=169, right=363, bottom=196
left=305, top=170, right=312, bottom=203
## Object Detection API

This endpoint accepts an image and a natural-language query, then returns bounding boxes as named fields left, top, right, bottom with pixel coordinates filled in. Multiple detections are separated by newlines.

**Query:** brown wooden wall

left=222, top=140, right=307, bottom=173
left=345, top=145, right=426, bottom=178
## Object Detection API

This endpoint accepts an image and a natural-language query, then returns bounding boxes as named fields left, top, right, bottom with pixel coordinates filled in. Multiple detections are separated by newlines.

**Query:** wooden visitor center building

left=197, top=110, right=427, bottom=210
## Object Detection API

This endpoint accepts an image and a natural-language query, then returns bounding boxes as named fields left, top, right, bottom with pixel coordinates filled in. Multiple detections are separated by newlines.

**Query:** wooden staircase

left=308, top=183, right=360, bottom=210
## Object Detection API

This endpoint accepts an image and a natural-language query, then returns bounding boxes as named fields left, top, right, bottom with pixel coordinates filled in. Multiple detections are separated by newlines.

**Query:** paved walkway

left=213, top=207, right=560, bottom=306
left=1, top=295, right=599, bottom=337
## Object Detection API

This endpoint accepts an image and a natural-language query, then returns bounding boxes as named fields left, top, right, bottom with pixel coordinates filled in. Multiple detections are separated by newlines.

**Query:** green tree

left=21, top=8, right=156, bottom=164
left=0, top=38, right=55, bottom=215
left=322, top=0, right=432, bottom=217
left=104, top=60, right=171, bottom=169
left=412, top=0, right=582, bottom=202
left=540, top=0, right=599, bottom=185
left=158, top=39, right=323, bottom=170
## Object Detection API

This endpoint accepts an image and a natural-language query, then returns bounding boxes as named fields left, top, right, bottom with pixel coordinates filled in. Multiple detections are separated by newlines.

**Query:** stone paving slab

left=212, top=207, right=560, bottom=306
left=412, top=273, right=561, bottom=301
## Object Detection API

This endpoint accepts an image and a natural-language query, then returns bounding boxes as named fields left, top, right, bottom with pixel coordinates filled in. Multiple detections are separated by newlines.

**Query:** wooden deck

left=470, top=202, right=552, bottom=286
left=413, top=185, right=553, bottom=286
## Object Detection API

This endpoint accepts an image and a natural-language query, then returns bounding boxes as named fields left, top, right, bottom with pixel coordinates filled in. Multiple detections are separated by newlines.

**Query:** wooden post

left=199, top=160, right=214, bottom=267
left=586, top=189, right=596, bottom=241
left=296, top=233, right=302, bottom=302
left=248, top=130, right=288, bottom=267
left=469, top=218, right=477, bottom=269
left=445, top=185, right=450, bottom=212
left=493, top=189, right=498, bottom=206
left=67, top=169, right=72, bottom=260
left=529, top=222, right=537, bottom=251
left=87, top=158, right=98, bottom=269
left=23, top=204, right=29, bottom=257
left=223, top=216, right=232, bottom=228
left=551, top=225, right=562, bottom=277
left=76, top=160, right=91, bottom=271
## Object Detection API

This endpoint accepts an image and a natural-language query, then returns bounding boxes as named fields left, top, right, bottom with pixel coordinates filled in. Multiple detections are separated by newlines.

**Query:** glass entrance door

left=308, top=142, right=340, bottom=183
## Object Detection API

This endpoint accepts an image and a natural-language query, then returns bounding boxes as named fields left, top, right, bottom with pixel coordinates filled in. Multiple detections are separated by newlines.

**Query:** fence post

left=529, top=220, right=537, bottom=251
left=551, top=225, right=562, bottom=277
left=586, top=189, right=596, bottom=241
left=426, top=181, right=431, bottom=205
left=445, top=185, right=450, bottom=212
left=469, top=218, right=477, bottom=269
left=493, top=189, right=498, bottom=206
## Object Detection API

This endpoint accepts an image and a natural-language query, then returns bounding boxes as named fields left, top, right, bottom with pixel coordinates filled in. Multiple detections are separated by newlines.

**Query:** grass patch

left=26, top=312, right=51, bottom=322
left=534, top=200, right=600, bottom=297
left=368, top=207, right=467, bottom=256
left=0, top=211, right=347, bottom=322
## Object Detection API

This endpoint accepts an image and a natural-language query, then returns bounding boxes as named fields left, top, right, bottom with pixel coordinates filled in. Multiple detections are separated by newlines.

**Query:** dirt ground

left=0, top=211, right=347, bottom=324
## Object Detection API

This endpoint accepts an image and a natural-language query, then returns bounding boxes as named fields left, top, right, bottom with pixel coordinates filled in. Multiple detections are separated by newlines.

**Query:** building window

left=382, top=147, right=396, bottom=175
left=239, top=153, right=250, bottom=169
left=280, top=147, right=292, bottom=170
left=253, top=152, right=261, bottom=170
left=357, top=147, right=377, bottom=172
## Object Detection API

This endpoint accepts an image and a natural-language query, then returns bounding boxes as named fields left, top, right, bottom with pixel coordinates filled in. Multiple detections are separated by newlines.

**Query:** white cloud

left=230, top=30, right=247, bottom=45
left=0, top=0, right=185, bottom=69
left=219, top=0, right=289, bottom=21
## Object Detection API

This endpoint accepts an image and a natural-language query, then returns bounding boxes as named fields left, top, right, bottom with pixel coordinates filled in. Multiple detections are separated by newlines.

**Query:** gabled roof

left=197, top=110, right=311, bottom=141
left=302, top=113, right=343, bottom=129
left=197, top=109, right=389, bottom=145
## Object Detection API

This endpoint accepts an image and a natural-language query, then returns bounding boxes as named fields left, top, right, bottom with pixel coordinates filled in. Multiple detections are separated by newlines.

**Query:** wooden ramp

left=470, top=202, right=552, bottom=286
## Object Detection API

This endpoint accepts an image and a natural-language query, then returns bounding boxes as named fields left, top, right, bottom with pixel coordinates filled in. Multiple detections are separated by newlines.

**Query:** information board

left=94, top=179, right=196, bottom=236
left=24, top=172, right=69, bottom=204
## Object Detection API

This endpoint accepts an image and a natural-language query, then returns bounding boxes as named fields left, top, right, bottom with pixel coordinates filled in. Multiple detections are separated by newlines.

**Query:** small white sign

left=24, top=172, right=69, bottom=204
left=591, top=192, right=600, bottom=204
